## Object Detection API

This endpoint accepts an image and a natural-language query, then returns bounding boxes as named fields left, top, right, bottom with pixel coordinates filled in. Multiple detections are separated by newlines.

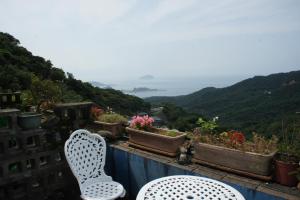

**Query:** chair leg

left=113, top=189, right=127, bottom=200
left=120, top=189, right=126, bottom=198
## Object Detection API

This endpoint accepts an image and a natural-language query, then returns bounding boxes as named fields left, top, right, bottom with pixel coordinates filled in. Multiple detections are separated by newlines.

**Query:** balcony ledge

left=107, top=141, right=300, bottom=200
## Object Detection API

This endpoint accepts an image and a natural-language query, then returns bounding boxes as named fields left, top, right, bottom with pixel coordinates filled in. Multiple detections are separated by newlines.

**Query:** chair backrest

left=64, top=129, right=111, bottom=190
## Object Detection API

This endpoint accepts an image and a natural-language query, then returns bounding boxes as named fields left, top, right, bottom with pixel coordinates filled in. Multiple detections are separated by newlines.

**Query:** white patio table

left=136, top=175, right=245, bottom=200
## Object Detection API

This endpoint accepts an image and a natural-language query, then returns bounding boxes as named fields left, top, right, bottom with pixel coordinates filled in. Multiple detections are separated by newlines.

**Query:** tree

left=49, top=67, right=66, bottom=81
left=30, top=76, right=62, bottom=111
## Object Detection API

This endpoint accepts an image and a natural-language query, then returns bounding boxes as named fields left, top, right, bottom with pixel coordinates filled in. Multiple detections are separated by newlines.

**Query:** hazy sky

left=0, top=0, right=300, bottom=82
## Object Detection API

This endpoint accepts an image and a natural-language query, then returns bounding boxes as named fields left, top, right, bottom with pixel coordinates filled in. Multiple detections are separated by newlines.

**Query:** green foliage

left=289, top=167, right=300, bottom=181
left=277, top=120, right=300, bottom=161
left=98, top=113, right=127, bottom=124
left=30, top=76, right=62, bottom=105
left=193, top=131, right=278, bottom=154
left=64, top=76, right=150, bottom=115
left=146, top=71, right=300, bottom=137
left=0, top=65, right=32, bottom=91
left=20, top=90, right=34, bottom=107
left=158, top=129, right=181, bottom=137
left=196, top=117, right=218, bottom=134
left=49, top=67, right=66, bottom=81
left=0, top=32, right=150, bottom=114
left=60, top=84, right=84, bottom=103
left=160, top=103, right=199, bottom=131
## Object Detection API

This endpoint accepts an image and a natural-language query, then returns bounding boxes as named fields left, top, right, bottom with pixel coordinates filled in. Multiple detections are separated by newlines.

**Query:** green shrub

left=159, top=130, right=181, bottom=137
left=98, top=113, right=127, bottom=124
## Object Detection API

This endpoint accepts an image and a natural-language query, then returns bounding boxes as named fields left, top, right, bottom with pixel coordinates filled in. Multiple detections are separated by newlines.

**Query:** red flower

left=229, top=131, right=245, bottom=145
left=90, top=106, right=103, bottom=119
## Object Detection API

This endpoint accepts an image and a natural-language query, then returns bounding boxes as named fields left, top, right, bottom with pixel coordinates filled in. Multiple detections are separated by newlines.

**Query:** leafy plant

left=251, top=133, right=278, bottom=154
left=158, top=129, right=181, bottom=137
left=220, top=130, right=245, bottom=148
left=21, top=90, right=34, bottom=108
left=289, top=166, right=300, bottom=181
left=277, top=120, right=300, bottom=162
left=196, top=117, right=218, bottom=134
left=29, top=76, right=62, bottom=111
left=193, top=129, right=278, bottom=154
left=98, top=113, right=127, bottom=124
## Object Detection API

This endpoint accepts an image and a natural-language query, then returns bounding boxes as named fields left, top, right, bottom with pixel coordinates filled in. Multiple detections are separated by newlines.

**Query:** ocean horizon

left=98, top=75, right=250, bottom=98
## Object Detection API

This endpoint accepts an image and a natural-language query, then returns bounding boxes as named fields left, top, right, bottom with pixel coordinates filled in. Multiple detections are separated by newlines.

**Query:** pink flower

left=130, top=115, right=154, bottom=130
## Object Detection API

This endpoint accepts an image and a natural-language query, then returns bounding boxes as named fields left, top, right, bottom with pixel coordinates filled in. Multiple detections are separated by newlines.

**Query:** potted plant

left=18, top=112, right=42, bottom=130
left=275, top=124, right=300, bottom=187
left=93, top=106, right=127, bottom=139
left=94, top=113, right=127, bottom=139
left=192, top=118, right=278, bottom=180
left=17, top=76, right=62, bottom=130
left=126, top=115, right=186, bottom=157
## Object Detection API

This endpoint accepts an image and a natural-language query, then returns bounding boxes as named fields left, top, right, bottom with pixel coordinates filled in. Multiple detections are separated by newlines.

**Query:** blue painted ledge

left=105, top=142, right=300, bottom=200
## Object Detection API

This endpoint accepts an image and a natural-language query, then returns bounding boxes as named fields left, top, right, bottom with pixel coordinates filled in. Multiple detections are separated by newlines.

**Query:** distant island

left=90, top=81, right=112, bottom=89
left=124, top=87, right=165, bottom=93
left=140, top=75, right=154, bottom=80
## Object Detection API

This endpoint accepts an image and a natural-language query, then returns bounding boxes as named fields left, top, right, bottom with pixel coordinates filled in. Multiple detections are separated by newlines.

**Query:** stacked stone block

left=0, top=94, right=85, bottom=200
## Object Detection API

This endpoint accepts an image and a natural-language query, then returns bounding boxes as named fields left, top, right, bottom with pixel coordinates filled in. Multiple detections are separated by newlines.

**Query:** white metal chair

left=64, top=129, right=126, bottom=200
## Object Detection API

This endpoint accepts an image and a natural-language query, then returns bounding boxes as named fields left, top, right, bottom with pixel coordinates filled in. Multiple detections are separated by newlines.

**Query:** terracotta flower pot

left=126, top=127, right=186, bottom=157
left=94, top=121, right=125, bottom=139
left=275, top=160, right=298, bottom=187
left=193, top=142, right=276, bottom=179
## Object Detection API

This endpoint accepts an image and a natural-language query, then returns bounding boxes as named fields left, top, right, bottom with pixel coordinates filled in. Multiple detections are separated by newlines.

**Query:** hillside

left=146, top=71, right=300, bottom=136
left=0, top=32, right=150, bottom=115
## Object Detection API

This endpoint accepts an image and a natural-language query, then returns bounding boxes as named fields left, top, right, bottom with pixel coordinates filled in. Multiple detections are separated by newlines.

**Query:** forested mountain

left=146, top=71, right=300, bottom=136
left=0, top=32, right=150, bottom=115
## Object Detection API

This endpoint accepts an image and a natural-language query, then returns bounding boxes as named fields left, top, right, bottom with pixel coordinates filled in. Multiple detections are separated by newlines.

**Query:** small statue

left=178, top=141, right=192, bottom=165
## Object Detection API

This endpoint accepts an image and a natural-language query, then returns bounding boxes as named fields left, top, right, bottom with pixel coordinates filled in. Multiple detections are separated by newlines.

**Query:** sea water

left=109, top=75, right=248, bottom=98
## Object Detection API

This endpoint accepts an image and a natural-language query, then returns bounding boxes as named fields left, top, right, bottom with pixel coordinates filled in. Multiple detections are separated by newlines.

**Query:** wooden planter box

left=126, top=127, right=186, bottom=157
left=193, top=142, right=277, bottom=180
left=94, top=121, right=125, bottom=139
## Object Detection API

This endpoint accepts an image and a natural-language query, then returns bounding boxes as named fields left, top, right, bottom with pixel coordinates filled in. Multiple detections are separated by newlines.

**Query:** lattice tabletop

left=136, top=175, right=245, bottom=200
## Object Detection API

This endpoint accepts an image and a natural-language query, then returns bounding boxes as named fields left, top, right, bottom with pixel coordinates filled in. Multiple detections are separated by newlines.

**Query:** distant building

left=137, top=112, right=148, bottom=117
left=151, top=107, right=164, bottom=113
left=152, top=116, right=164, bottom=127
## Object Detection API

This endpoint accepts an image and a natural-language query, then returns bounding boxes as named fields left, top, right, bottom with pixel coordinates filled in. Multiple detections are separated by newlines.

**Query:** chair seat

left=81, top=181, right=125, bottom=200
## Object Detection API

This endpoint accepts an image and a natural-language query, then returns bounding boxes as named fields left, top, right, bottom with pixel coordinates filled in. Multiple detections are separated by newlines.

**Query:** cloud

left=77, top=0, right=137, bottom=25
left=0, top=0, right=299, bottom=80
left=145, top=0, right=197, bottom=24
